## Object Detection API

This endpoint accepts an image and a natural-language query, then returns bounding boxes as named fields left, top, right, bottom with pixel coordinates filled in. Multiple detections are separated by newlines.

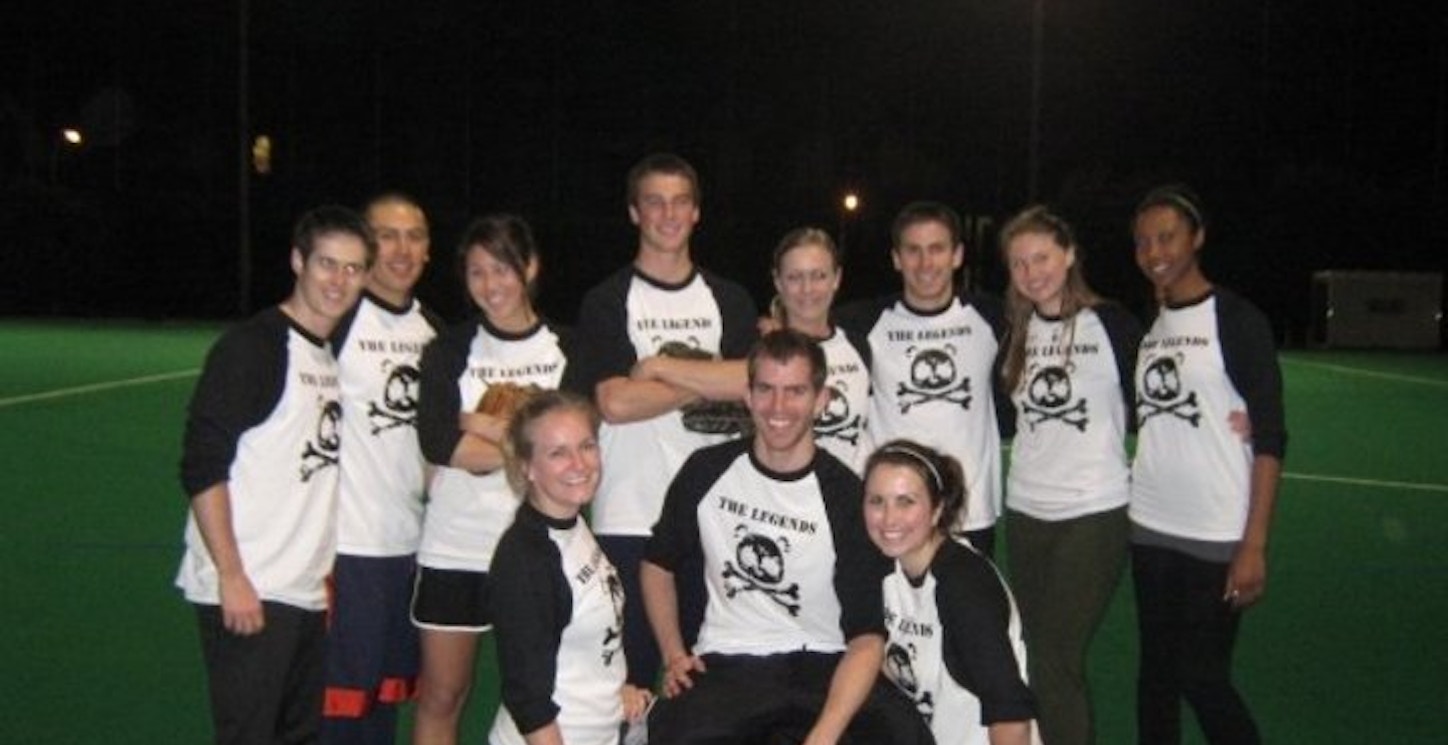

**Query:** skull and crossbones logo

left=300, top=399, right=342, bottom=481
left=885, top=642, right=935, bottom=723
left=815, top=383, right=862, bottom=446
left=1022, top=364, right=1088, bottom=432
left=367, top=362, right=421, bottom=434
left=896, top=345, right=971, bottom=414
left=601, top=570, right=625, bottom=666
left=721, top=525, right=801, bottom=616
left=1138, top=353, right=1201, bottom=426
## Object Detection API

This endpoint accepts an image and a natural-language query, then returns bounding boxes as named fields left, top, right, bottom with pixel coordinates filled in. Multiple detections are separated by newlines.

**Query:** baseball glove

left=655, top=341, right=753, bottom=436
left=655, top=340, right=714, bottom=361
left=476, top=382, right=542, bottom=420
left=680, top=399, right=754, bottom=436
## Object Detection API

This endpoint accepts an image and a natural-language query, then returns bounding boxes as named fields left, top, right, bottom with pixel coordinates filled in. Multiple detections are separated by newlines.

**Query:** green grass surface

left=2, top=321, right=1444, bottom=743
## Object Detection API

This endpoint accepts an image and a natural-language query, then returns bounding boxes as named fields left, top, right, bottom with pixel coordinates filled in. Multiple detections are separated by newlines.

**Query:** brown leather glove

left=476, top=382, right=542, bottom=420
left=655, top=341, right=753, bottom=436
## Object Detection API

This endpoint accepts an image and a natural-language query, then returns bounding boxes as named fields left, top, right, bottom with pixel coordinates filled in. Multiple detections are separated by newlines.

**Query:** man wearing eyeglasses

left=176, top=205, right=373, bottom=745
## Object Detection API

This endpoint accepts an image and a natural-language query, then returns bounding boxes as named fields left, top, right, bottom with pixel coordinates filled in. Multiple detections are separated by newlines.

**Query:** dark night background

left=3, top=1, right=1445, bottom=344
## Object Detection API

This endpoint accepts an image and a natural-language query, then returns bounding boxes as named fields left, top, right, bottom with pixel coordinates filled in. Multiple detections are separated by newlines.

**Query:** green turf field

left=2, top=320, right=1444, bottom=743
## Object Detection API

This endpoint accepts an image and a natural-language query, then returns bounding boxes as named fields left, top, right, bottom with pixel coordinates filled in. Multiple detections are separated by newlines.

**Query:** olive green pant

left=1006, top=506, right=1129, bottom=745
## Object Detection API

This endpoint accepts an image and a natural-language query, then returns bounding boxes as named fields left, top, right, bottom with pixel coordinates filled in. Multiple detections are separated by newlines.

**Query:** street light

left=251, top=134, right=273, bottom=175
left=839, top=190, right=861, bottom=256
left=50, top=127, right=84, bottom=185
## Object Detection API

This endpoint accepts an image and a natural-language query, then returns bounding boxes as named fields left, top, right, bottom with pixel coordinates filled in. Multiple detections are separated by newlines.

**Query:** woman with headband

left=1129, top=185, right=1286, bottom=744
left=998, top=206, right=1142, bottom=745
left=863, top=439, right=1038, bottom=745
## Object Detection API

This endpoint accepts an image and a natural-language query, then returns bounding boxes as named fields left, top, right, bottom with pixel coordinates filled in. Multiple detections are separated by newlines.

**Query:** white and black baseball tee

left=562, top=266, right=758, bottom=537
left=838, top=292, right=1009, bottom=532
left=880, top=538, right=1035, bottom=745
left=814, top=326, right=873, bottom=474
left=489, top=502, right=626, bottom=745
left=177, top=307, right=343, bottom=611
left=415, top=316, right=567, bottom=571
left=331, top=291, right=442, bottom=557
left=1007, top=304, right=1141, bottom=521
left=645, top=439, right=888, bottom=656
left=1131, top=287, right=1287, bottom=546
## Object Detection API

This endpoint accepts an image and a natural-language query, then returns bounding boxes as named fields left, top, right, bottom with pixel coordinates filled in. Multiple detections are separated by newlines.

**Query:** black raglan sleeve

left=967, top=292, right=1017, bottom=439
left=703, top=270, right=760, bottom=359
left=832, top=295, right=889, bottom=346
left=420, top=303, right=447, bottom=334
left=329, top=301, right=362, bottom=362
left=560, top=269, right=637, bottom=397
left=935, top=543, right=1036, bottom=725
left=839, top=324, right=873, bottom=372
left=645, top=442, right=741, bottom=572
left=179, top=312, right=287, bottom=498
left=492, top=510, right=572, bottom=735
left=819, top=454, right=889, bottom=640
left=1216, top=289, right=1287, bottom=459
left=416, top=322, right=472, bottom=466
left=991, top=346, right=1017, bottom=440
left=1095, top=302, right=1145, bottom=432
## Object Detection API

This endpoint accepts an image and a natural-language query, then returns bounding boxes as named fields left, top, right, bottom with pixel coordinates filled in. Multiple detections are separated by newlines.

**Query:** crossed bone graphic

left=723, top=559, right=802, bottom=615
left=1023, top=398, right=1088, bottom=431
left=367, top=401, right=415, bottom=435
left=886, top=643, right=936, bottom=723
left=601, top=626, right=622, bottom=665
left=896, top=377, right=971, bottom=414
left=601, top=573, right=625, bottom=664
left=916, top=691, right=936, bottom=724
left=1139, top=391, right=1202, bottom=426
left=299, top=441, right=338, bottom=481
left=817, top=414, right=863, bottom=446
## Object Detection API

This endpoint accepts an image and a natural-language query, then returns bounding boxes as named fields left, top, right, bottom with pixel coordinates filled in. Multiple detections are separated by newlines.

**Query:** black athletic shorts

left=410, top=566, right=493, bottom=631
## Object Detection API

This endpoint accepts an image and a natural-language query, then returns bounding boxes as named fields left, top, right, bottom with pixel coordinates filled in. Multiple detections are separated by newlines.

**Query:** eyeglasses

left=311, top=254, right=367, bottom=277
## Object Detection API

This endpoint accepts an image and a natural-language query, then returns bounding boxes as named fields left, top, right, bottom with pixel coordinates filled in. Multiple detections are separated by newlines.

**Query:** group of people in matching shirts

left=176, top=152, right=1287, bottom=745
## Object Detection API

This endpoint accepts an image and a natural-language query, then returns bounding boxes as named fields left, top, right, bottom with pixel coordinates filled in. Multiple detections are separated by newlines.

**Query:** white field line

left=7, top=366, right=1444, bottom=494
left=1003, top=444, right=1442, bottom=495
left=1279, top=359, right=1447, bottom=492
left=1282, top=471, right=1448, bottom=494
left=1283, top=357, right=1448, bottom=388
left=0, top=369, right=200, bottom=409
